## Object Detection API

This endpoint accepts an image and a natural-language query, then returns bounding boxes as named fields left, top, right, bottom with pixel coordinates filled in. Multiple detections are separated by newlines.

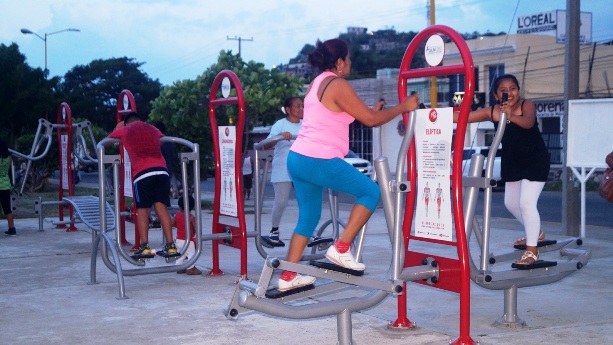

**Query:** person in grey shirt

left=261, top=97, right=303, bottom=248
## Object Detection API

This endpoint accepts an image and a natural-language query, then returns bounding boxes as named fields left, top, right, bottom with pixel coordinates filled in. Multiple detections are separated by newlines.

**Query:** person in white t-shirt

left=261, top=97, right=303, bottom=248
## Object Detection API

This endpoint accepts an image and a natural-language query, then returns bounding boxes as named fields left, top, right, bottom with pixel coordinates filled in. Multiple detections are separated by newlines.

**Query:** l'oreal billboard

left=517, top=10, right=592, bottom=45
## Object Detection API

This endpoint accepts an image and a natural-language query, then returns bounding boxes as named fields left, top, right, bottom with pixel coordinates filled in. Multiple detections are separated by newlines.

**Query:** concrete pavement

left=1, top=192, right=612, bottom=345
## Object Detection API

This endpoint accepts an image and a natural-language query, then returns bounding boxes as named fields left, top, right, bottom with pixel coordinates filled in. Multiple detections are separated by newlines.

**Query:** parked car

left=344, top=150, right=373, bottom=175
left=459, top=146, right=502, bottom=183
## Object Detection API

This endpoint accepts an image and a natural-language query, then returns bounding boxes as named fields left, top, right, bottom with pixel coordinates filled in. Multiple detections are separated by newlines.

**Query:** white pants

left=175, top=238, right=196, bottom=269
left=271, top=181, right=293, bottom=229
left=504, top=180, right=545, bottom=247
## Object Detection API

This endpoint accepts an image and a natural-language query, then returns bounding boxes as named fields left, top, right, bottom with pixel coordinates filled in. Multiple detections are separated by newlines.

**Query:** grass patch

left=9, top=182, right=214, bottom=220
left=11, top=183, right=102, bottom=219
left=200, top=199, right=213, bottom=210
left=543, top=181, right=562, bottom=192
left=543, top=180, right=600, bottom=192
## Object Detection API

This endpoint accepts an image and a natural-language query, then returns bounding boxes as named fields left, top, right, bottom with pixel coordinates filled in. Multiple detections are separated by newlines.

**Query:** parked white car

left=344, top=150, right=374, bottom=175
left=460, top=146, right=502, bottom=183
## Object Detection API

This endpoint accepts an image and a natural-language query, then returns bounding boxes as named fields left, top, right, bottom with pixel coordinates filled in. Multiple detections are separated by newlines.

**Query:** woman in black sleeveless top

left=455, top=74, right=549, bottom=266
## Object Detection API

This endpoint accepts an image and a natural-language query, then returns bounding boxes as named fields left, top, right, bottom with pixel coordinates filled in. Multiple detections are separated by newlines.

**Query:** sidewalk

left=1, top=195, right=612, bottom=345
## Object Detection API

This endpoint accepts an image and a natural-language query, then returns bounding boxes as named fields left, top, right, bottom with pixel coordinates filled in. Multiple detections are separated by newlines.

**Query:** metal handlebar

left=483, top=112, right=507, bottom=179
left=9, top=118, right=54, bottom=161
left=73, top=121, right=99, bottom=164
left=253, top=134, right=296, bottom=150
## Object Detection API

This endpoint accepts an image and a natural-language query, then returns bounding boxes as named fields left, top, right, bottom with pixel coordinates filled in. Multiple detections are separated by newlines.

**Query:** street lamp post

left=20, top=27, right=80, bottom=75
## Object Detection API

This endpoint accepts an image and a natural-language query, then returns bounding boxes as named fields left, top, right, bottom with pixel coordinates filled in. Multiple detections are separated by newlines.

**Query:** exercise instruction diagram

left=219, top=126, right=238, bottom=217
left=414, top=107, right=453, bottom=241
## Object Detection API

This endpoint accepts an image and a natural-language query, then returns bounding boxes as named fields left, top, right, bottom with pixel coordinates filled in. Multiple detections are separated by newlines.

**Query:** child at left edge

left=174, top=195, right=202, bottom=275
left=0, top=138, right=16, bottom=236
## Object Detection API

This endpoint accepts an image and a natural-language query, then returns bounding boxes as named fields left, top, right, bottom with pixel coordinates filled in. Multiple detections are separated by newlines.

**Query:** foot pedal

left=265, top=284, right=315, bottom=299
left=309, top=260, right=364, bottom=276
left=261, top=236, right=285, bottom=248
left=307, top=236, right=333, bottom=248
left=130, top=253, right=155, bottom=260
left=514, top=239, right=557, bottom=250
left=511, top=260, right=557, bottom=270
left=157, top=251, right=181, bottom=258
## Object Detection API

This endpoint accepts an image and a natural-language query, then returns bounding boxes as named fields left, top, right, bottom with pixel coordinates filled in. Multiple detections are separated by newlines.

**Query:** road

left=80, top=172, right=612, bottom=228
left=476, top=189, right=613, bottom=228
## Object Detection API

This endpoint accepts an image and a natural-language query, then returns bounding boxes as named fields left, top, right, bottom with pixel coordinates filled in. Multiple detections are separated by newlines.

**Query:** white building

left=443, top=32, right=613, bottom=165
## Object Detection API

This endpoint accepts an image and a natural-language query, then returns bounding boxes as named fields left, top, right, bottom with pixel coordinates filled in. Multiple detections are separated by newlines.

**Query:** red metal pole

left=56, top=118, right=65, bottom=229
left=116, top=90, right=137, bottom=247
left=57, top=103, right=77, bottom=231
left=65, top=103, right=77, bottom=232
left=208, top=110, right=223, bottom=276
left=207, top=71, right=248, bottom=278
left=394, top=25, right=476, bottom=344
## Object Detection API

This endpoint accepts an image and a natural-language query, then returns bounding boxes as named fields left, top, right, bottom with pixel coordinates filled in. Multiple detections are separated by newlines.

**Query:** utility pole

left=227, top=36, right=253, bottom=57
left=428, top=0, right=438, bottom=107
left=562, top=0, right=581, bottom=236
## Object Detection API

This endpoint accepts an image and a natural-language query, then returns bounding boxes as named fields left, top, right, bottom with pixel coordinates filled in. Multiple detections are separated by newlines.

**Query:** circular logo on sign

left=221, top=77, right=231, bottom=98
left=428, top=109, right=438, bottom=123
left=424, top=34, right=445, bottom=67
left=225, top=127, right=230, bottom=136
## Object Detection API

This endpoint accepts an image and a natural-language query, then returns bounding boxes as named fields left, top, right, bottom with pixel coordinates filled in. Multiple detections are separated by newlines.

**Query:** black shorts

left=0, top=189, right=11, bottom=215
left=133, top=172, right=170, bottom=209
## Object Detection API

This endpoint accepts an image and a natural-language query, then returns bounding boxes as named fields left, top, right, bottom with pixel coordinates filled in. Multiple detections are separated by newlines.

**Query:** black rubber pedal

left=265, top=284, right=315, bottom=299
left=514, top=239, right=557, bottom=250
left=309, top=260, right=364, bottom=276
left=307, top=236, right=334, bottom=248
left=511, top=260, right=557, bottom=270
left=261, top=236, right=285, bottom=248
left=156, top=251, right=181, bottom=258
left=130, top=254, right=155, bottom=260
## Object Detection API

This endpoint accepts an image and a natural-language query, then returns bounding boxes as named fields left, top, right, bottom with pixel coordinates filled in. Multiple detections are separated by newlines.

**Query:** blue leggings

left=287, top=151, right=380, bottom=238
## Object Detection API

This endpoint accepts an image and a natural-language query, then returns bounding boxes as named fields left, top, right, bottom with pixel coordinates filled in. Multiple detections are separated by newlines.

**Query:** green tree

left=59, top=57, right=163, bottom=132
left=0, top=43, right=55, bottom=145
left=149, top=50, right=304, bottom=177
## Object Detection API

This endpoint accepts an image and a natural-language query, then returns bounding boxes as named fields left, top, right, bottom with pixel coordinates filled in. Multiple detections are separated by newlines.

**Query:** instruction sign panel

left=61, top=135, right=69, bottom=190
left=123, top=148, right=133, bottom=198
left=219, top=126, right=238, bottom=216
left=414, top=108, right=453, bottom=241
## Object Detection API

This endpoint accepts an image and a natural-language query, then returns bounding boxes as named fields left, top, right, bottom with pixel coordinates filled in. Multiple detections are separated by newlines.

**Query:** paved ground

left=1, top=191, right=612, bottom=345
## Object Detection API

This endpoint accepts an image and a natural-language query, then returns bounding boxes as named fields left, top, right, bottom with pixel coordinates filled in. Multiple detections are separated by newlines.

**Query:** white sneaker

left=325, top=245, right=366, bottom=271
left=277, top=274, right=316, bottom=292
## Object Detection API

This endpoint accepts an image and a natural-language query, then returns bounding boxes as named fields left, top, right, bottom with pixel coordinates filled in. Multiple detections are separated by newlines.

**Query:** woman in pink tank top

left=277, top=38, right=421, bottom=292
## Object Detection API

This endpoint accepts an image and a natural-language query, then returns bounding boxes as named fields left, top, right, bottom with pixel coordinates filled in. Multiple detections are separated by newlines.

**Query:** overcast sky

left=2, top=0, right=612, bottom=86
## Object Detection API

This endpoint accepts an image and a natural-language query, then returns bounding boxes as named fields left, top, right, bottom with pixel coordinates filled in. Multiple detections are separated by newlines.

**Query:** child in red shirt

left=107, top=112, right=176, bottom=257
left=174, top=195, right=201, bottom=275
